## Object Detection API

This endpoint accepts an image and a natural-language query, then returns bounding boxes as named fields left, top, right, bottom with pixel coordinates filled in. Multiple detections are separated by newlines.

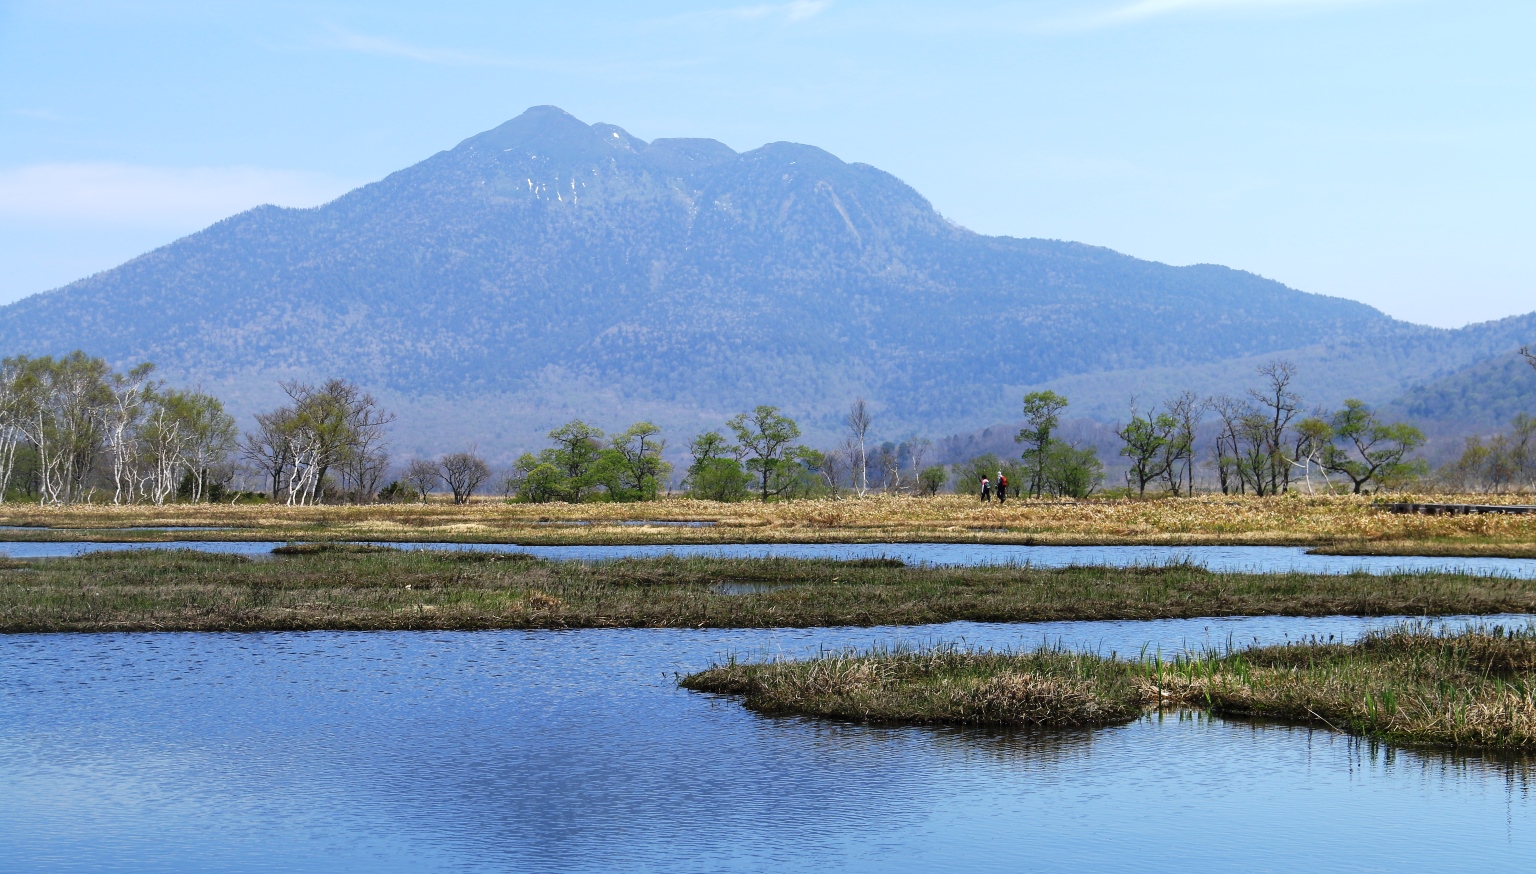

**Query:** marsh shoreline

left=5, top=548, right=1536, bottom=634
left=681, top=625, right=1536, bottom=751
left=1, top=495, right=1532, bottom=558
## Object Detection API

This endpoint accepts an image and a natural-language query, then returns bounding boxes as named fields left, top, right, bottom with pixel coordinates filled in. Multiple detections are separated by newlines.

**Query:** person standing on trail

left=997, top=471, right=1008, bottom=504
left=980, top=476, right=992, bottom=502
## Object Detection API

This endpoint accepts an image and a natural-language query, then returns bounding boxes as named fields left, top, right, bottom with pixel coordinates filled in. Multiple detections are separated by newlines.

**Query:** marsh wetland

left=5, top=498, right=1536, bottom=870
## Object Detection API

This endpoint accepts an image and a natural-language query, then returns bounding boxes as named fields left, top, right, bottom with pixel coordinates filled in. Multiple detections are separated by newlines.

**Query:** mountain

left=1, top=105, right=1531, bottom=457
left=1384, top=351, right=1536, bottom=443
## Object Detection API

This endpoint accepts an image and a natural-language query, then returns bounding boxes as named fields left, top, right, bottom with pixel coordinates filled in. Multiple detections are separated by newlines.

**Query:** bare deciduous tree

left=1250, top=360, right=1302, bottom=494
left=241, top=408, right=295, bottom=502
left=844, top=398, right=871, bottom=497
left=404, top=458, right=441, bottom=503
left=0, top=358, right=31, bottom=502
left=1160, top=391, right=1206, bottom=496
left=818, top=443, right=848, bottom=495
left=908, top=437, right=933, bottom=487
left=440, top=450, right=491, bottom=504
left=102, top=363, right=155, bottom=504
left=244, top=379, right=393, bottom=505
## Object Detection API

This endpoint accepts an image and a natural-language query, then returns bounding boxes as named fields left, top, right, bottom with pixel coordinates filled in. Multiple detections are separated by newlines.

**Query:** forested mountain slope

left=1384, top=351, right=1536, bottom=433
left=0, top=106, right=1528, bottom=454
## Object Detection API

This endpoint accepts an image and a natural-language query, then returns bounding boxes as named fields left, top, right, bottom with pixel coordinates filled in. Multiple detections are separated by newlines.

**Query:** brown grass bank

left=3, top=547, right=1536, bottom=633
left=0, top=494, right=1534, bottom=552
left=682, top=625, right=1536, bottom=750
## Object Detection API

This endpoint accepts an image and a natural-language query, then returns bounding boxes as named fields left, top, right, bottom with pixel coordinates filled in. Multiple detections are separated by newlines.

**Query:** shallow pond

left=3, top=540, right=1536, bottom=578
left=2, top=616, right=1533, bottom=872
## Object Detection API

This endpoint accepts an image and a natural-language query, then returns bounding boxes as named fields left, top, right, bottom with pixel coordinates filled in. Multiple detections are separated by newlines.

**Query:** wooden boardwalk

left=1386, top=502, right=1536, bottom=516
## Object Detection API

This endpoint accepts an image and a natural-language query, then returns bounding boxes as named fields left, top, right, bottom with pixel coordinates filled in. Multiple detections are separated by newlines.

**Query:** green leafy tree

left=1317, top=399, right=1427, bottom=493
left=917, top=465, right=948, bottom=496
left=607, top=421, right=670, bottom=501
left=11, top=352, right=112, bottom=504
left=1016, top=391, right=1068, bottom=497
left=779, top=447, right=833, bottom=499
left=727, top=406, right=802, bottom=502
left=684, top=430, right=750, bottom=502
left=377, top=481, right=418, bottom=503
left=1116, top=404, right=1174, bottom=497
left=512, top=452, right=564, bottom=503
left=1042, top=442, right=1104, bottom=498
left=179, top=391, right=238, bottom=502
left=546, top=420, right=606, bottom=502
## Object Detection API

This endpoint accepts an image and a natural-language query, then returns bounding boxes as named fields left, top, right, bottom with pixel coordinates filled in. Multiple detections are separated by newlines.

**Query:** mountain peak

left=459, top=105, right=639, bottom=159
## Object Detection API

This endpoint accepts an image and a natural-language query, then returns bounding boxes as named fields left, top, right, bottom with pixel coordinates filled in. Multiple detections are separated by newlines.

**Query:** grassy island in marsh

left=4, top=546, right=1536, bottom=633
left=682, top=625, right=1536, bottom=750
left=0, top=494, right=1534, bottom=556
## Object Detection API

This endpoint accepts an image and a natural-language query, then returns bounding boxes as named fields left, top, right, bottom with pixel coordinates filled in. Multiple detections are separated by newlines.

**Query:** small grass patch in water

left=685, top=643, right=1148, bottom=728
left=682, top=625, right=1536, bottom=750
left=1309, top=542, right=1536, bottom=559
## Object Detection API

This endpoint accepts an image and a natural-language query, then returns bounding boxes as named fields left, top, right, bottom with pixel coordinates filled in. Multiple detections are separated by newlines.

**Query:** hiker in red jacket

left=997, top=471, right=1007, bottom=505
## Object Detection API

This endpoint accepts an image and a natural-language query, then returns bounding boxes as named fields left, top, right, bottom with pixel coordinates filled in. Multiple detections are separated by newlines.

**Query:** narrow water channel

left=3, top=540, right=1536, bottom=578
left=2, top=617, right=1532, bottom=872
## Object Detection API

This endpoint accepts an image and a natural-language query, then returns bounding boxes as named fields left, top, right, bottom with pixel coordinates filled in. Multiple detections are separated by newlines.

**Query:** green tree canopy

left=1316, top=399, right=1426, bottom=493
left=727, top=406, right=802, bottom=502
left=1016, top=391, right=1068, bottom=498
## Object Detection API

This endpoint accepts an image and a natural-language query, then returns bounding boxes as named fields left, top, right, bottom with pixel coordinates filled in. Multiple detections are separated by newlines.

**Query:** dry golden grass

left=0, top=493, right=1533, bottom=553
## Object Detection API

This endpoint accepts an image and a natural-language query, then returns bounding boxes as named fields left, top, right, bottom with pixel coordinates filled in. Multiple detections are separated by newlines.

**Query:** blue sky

left=1, top=0, right=1530, bottom=327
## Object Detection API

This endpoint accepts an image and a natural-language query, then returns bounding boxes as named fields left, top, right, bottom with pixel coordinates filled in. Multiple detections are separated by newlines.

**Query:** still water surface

left=3, top=617, right=1533, bottom=872
left=3, top=539, right=1536, bottom=577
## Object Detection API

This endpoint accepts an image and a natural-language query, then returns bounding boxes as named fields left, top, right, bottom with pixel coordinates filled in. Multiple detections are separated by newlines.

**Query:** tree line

left=949, top=356, right=1523, bottom=500
left=3, top=349, right=1531, bottom=504
left=992, top=361, right=1430, bottom=499
left=1436, top=346, right=1536, bottom=494
left=0, top=353, right=236, bottom=505
left=1101, top=361, right=1427, bottom=497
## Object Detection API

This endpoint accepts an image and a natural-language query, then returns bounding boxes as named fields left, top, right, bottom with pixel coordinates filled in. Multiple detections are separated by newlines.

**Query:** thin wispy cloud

left=314, top=26, right=705, bottom=77
left=1063, top=0, right=1388, bottom=30
left=657, top=0, right=831, bottom=27
left=12, top=108, right=66, bottom=122
left=321, top=27, right=518, bottom=68
left=0, top=163, right=352, bottom=225
left=732, top=0, right=831, bottom=22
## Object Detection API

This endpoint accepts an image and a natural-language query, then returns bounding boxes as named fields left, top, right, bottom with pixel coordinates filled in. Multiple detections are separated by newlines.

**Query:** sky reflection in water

left=2, top=619, right=1533, bottom=872
left=2, top=540, right=1536, bottom=579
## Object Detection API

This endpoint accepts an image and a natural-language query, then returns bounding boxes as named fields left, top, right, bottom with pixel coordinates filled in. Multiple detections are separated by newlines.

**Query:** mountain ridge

left=0, top=105, right=1528, bottom=457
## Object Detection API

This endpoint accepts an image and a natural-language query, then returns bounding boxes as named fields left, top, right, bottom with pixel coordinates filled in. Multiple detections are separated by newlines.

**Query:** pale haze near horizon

left=0, top=0, right=1530, bottom=329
